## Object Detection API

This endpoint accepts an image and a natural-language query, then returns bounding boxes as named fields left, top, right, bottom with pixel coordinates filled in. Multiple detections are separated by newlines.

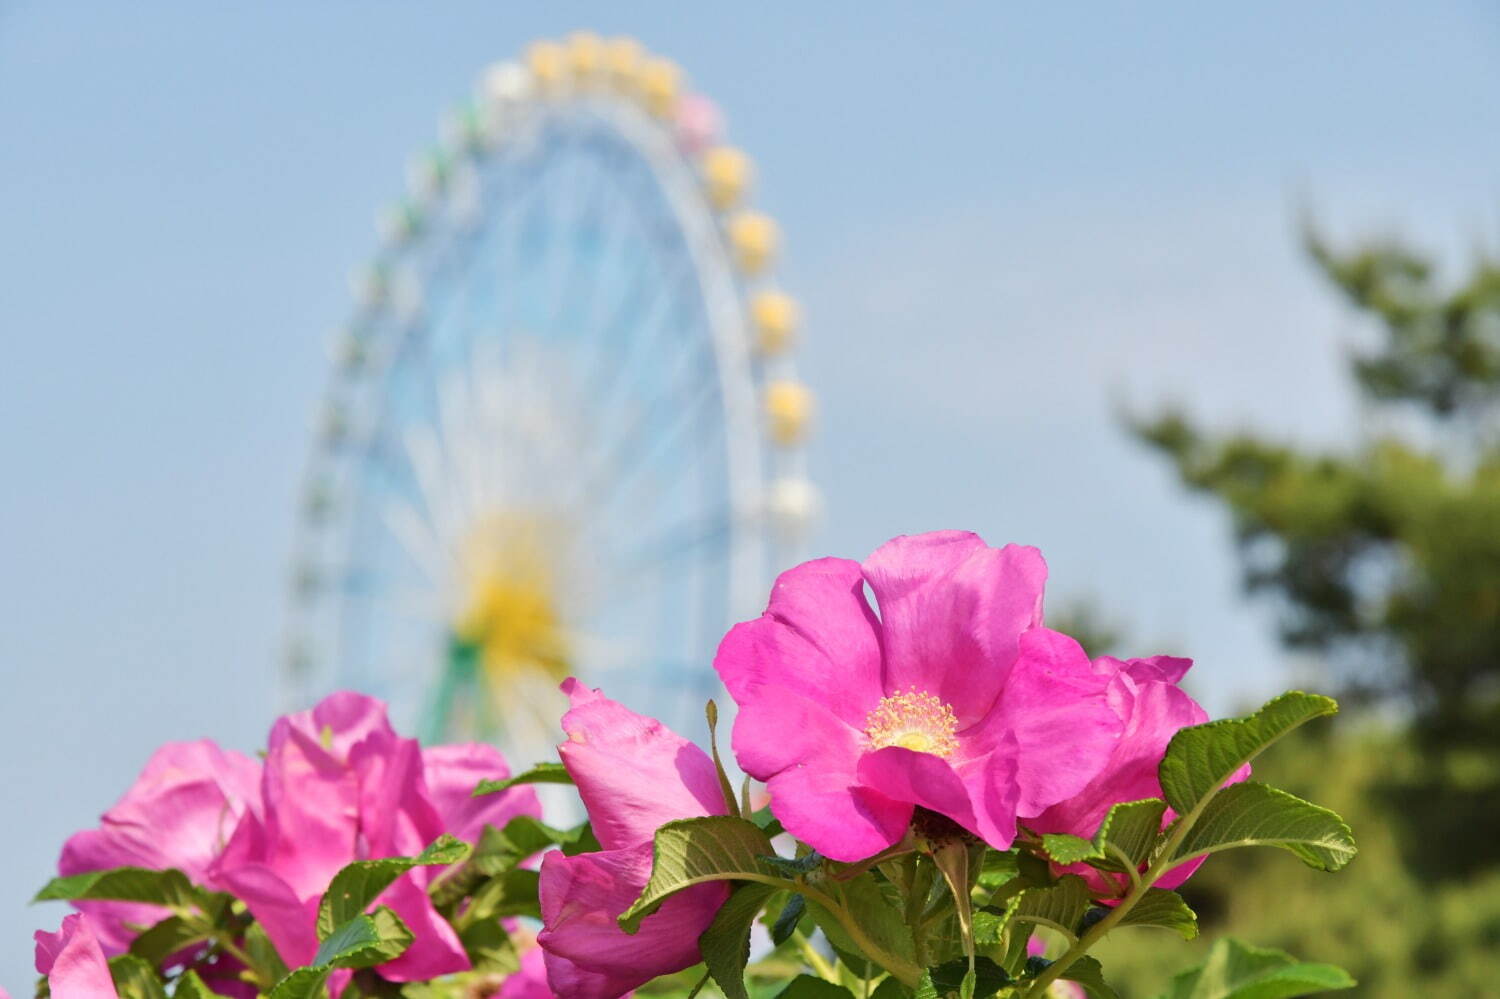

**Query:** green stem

left=793, top=929, right=841, bottom=982
left=1022, top=786, right=1227, bottom=998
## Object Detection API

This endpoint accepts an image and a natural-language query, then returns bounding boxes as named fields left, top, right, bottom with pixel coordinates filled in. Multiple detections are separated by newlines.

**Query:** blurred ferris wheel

left=285, top=33, right=818, bottom=761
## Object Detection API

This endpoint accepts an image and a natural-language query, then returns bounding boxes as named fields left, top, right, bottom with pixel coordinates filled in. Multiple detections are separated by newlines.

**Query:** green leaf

left=1158, top=937, right=1356, bottom=999
left=871, top=977, right=911, bottom=999
left=705, top=700, right=742, bottom=818
left=127, top=914, right=210, bottom=966
left=316, top=834, right=468, bottom=938
left=775, top=975, right=857, bottom=999
left=1169, top=782, right=1357, bottom=872
left=619, top=816, right=781, bottom=932
left=928, top=957, right=1012, bottom=999
left=458, top=918, right=521, bottom=974
left=175, top=970, right=233, bottom=999
left=107, top=954, right=167, bottom=999
left=1057, top=955, right=1117, bottom=999
left=267, top=966, right=331, bottom=999
left=700, top=882, right=777, bottom=999
left=1117, top=888, right=1198, bottom=939
left=311, top=906, right=414, bottom=969
left=466, top=868, right=542, bottom=921
left=1037, top=834, right=1099, bottom=865
left=1158, top=692, right=1337, bottom=817
left=34, top=867, right=208, bottom=911
left=472, top=761, right=573, bottom=796
left=245, top=921, right=289, bottom=983
left=1010, top=875, right=1092, bottom=939
left=1091, top=799, right=1168, bottom=873
left=770, top=892, right=806, bottom=945
left=805, top=871, right=917, bottom=972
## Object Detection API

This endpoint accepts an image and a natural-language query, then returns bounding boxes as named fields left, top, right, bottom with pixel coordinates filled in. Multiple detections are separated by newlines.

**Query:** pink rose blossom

left=538, top=680, right=730, bottom=999
left=57, top=740, right=260, bottom=954
left=34, top=913, right=117, bottom=998
left=209, top=691, right=540, bottom=982
left=714, top=532, right=1123, bottom=861
left=1025, top=635, right=1246, bottom=894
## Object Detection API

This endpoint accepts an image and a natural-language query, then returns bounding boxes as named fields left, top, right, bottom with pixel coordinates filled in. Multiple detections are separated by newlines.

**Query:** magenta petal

left=557, top=680, right=726, bottom=851
left=422, top=743, right=543, bottom=845
left=212, top=858, right=321, bottom=969
left=538, top=845, right=726, bottom=999
left=983, top=629, right=1122, bottom=817
left=35, top=914, right=119, bottom=998
left=351, top=733, right=445, bottom=860
left=862, top=533, right=1046, bottom=725
left=500, top=947, right=556, bottom=999
left=714, top=558, right=885, bottom=728
left=733, top=691, right=909, bottom=862
left=374, top=874, right=470, bottom=981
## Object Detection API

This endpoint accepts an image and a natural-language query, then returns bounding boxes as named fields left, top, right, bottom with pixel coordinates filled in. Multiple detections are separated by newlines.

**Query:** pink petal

left=856, top=746, right=1022, bottom=850
left=733, top=691, right=909, bottom=862
left=862, top=533, right=1046, bottom=726
left=557, top=680, right=726, bottom=851
left=211, top=854, right=321, bottom=968
left=714, top=557, right=886, bottom=729
left=979, top=629, right=1122, bottom=817
left=373, top=874, right=470, bottom=981
left=538, top=845, right=726, bottom=999
left=350, top=733, right=445, bottom=860
left=422, top=743, right=543, bottom=845
left=500, top=947, right=556, bottom=999
left=35, top=914, right=119, bottom=998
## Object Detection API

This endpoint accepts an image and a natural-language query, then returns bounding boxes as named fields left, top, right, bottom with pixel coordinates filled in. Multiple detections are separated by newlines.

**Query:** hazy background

left=2, top=2, right=1497, bottom=990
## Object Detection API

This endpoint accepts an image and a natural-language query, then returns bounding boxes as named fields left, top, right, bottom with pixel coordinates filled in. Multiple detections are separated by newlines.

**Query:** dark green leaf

left=472, top=761, right=573, bottom=797
left=1010, top=875, right=1092, bottom=939
left=619, top=817, right=781, bottom=931
left=871, top=976, right=912, bottom=999
left=1117, top=888, right=1198, bottom=939
left=244, top=921, right=289, bottom=984
left=1159, top=692, right=1337, bottom=817
left=317, top=835, right=468, bottom=938
left=1169, top=782, right=1357, bottom=872
left=127, top=915, right=209, bottom=966
left=1158, top=937, right=1356, bottom=999
left=458, top=918, right=521, bottom=974
left=700, top=882, right=777, bottom=999
left=770, top=892, right=806, bottom=945
left=466, top=868, right=542, bottom=921
left=806, top=871, right=917, bottom=972
left=1058, top=955, right=1117, bottom=999
left=1091, top=799, right=1168, bottom=873
left=929, top=956, right=1011, bottom=999
left=267, top=966, right=331, bottom=999
left=775, top=975, right=856, bottom=999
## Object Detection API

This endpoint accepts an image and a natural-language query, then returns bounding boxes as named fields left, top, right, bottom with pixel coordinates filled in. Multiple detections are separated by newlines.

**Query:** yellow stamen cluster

left=864, top=689, right=959, bottom=758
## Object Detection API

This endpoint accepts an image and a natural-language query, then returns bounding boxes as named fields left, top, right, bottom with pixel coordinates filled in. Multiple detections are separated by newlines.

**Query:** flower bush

left=24, top=532, right=1359, bottom=999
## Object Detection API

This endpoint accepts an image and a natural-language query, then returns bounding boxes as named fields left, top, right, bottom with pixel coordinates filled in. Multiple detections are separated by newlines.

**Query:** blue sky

left=2, top=1, right=1497, bottom=989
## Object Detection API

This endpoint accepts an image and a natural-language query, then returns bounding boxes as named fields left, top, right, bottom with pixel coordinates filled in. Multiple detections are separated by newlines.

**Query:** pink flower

left=34, top=914, right=117, bottom=998
left=57, top=740, right=260, bottom=954
left=497, top=946, right=556, bottom=999
left=209, top=691, right=541, bottom=983
left=713, top=532, right=1123, bottom=861
left=1025, top=636, right=1242, bottom=894
left=538, top=680, right=730, bottom=999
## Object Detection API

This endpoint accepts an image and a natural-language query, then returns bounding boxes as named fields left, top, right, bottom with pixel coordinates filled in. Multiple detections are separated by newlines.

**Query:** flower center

left=864, top=689, right=959, bottom=758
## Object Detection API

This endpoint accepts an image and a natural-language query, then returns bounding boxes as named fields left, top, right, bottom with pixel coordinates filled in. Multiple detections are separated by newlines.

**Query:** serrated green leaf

left=871, top=977, right=912, bottom=999
left=619, top=816, right=781, bottom=931
left=1169, top=782, right=1356, bottom=872
left=311, top=906, right=413, bottom=969
left=1158, top=692, right=1337, bottom=817
left=1117, top=888, right=1198, bottom=939
left=1158, top=937, right=1356, bottom=999
left=316, top=834, right=468, bottom=938
left=775, top=975, right=857, bottom=999
left=700, top=882, right=777, bottom=999
left=1010, top=875, right=1092, bottom=939
left=107, top=953, right=167, bottom=999
left=806, top=871, right=917, bottom=974
left=1038, top=834, right=1100, bottom=865
left=267, top=965, right=331, bottom=999
left=472, top=761, right=573, bottom=797
left=34, top=867, right=208, bottom=911
left=174, top=969, right=233, bottom=999
left=1091, top=799, right=1168, bottom=873
left=1057, top=955, right=1117, bottom=999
